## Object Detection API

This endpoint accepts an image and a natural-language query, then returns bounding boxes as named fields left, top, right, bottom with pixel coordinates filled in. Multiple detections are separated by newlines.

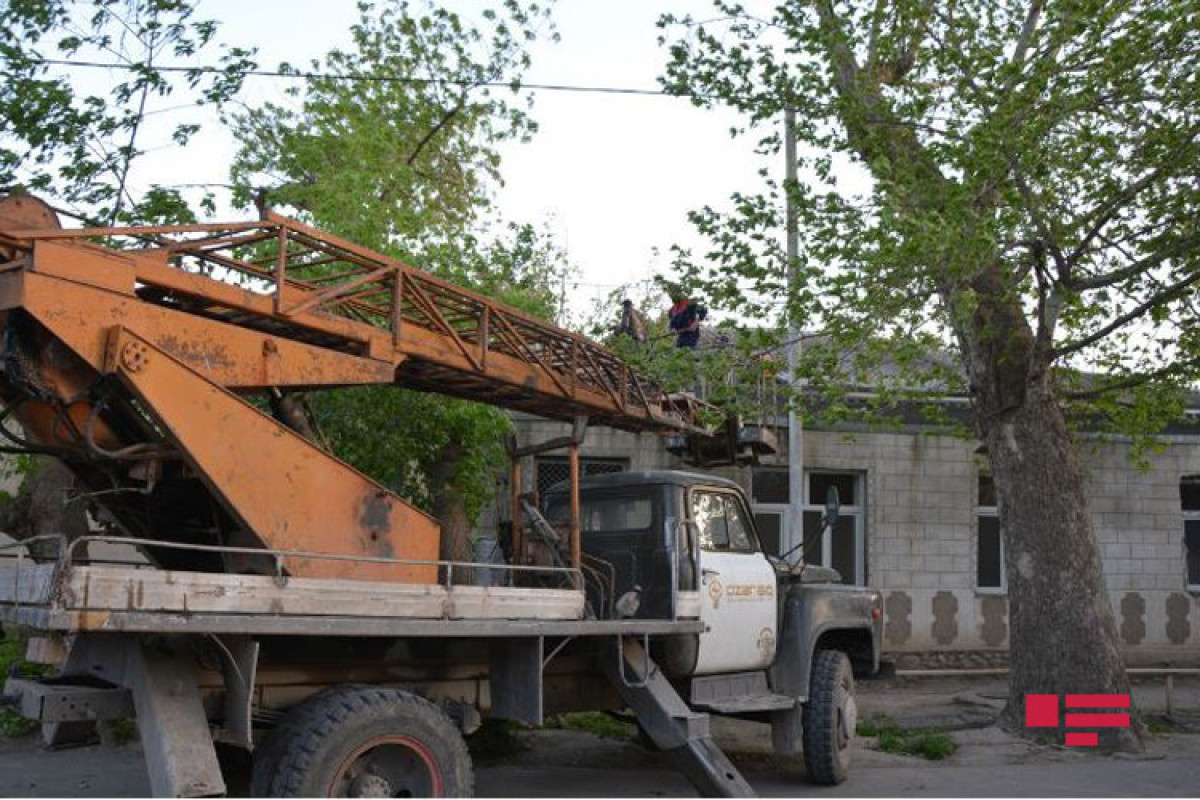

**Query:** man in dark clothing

left=668, top=294, right=706, bottom=348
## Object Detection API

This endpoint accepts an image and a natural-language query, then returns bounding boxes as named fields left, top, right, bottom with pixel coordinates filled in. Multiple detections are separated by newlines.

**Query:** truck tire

left=802, top=649, right=856, bottom=785
left=261, top=686, right=473, bottom=797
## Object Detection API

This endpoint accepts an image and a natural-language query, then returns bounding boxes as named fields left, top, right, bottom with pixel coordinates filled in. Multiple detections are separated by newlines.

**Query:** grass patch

left=856, top=713, right=890, bottom=738
left=548, top=711, right=636, bottom=741
left=0, top=708, right=36, bottom=737
left=0, top=627, right=25, bottom=674
left=1146, top=718, right=1171, bottom=735
left=0, top=627, right=48, bottom=738
left=1, top=627, right=48, bottom=679
left=857, top=713, right=956, bottom=760
left=107, top=718, right=139, bottom=744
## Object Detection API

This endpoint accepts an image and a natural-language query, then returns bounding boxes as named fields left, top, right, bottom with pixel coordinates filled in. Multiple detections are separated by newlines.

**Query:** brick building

left=486, top=410, right=1200, bottom=667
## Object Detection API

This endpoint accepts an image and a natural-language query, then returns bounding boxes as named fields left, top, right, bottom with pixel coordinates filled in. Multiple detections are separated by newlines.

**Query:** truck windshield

left=544, top=491, right=654, bottom=533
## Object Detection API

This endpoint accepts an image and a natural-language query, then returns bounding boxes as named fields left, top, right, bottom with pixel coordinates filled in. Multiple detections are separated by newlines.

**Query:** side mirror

left=821, top=486, right=841, bottom=530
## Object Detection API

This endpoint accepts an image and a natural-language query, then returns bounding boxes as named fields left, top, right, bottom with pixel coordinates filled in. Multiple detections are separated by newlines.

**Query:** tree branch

left=1067, top=144, right=1196, bottom=265
left=406, top=94, right=468, bottom=167
left=1062, top=356, right=1200, bottom=401
left=1062, top=232, right=1200, bottom=292
left=813, top=0, right=940, bottom=179
left=1009, top=161, right=1070, bottom=282
left=1053, top=268, right=1200, bottom=359
left=1008, top=0, right=1045, bottom=72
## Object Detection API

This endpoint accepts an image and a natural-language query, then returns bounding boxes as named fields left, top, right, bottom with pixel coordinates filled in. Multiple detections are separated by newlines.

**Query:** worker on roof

left=615, top=298, right=648, bottom=344
left=668, top=291, right=706, bottom=349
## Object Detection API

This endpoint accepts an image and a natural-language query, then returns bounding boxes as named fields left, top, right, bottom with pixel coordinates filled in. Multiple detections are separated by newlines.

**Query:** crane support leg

left=103, top=326, right=440, bottom=582
left=603, top=638, right=755, bottom=798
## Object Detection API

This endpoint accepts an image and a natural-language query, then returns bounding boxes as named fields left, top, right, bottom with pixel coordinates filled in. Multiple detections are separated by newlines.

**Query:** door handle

left=702, top=568, right=721, bottom=579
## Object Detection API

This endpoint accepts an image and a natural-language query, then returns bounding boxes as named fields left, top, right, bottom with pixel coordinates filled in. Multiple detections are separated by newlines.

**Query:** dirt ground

left=1, top=674, right=1197, bottom=798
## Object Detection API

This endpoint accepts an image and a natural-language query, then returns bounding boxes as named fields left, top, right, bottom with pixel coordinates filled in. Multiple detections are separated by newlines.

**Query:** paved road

left=478, top=759, right=1199, bottom=798
left=2, top=675, right=1196, bottom=797
left=1, top=729, right=1195, bottom=798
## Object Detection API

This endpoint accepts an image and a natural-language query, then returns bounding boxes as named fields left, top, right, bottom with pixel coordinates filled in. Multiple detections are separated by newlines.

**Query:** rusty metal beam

left=285, top=265, right=396, bottom=317
left=102, top=326, right=439, bottom=583
left=3, top=210, right=702, bottom=434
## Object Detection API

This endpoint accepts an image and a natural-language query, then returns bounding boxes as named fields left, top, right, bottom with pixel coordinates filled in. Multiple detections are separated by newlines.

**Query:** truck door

left=691, top=488, right=778, bottom=674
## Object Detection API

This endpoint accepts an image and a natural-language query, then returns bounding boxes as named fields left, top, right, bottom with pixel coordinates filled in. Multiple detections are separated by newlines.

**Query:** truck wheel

left=802, top=649, right=856, bottom=785
left=264, top=686, right=473, bottom=797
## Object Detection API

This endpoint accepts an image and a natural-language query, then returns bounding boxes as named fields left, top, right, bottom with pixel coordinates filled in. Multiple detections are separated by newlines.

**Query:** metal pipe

left=60, top=534, right=580, bottom=581
left=569, top=438, right=581, bottom=571
left=510, top=456, right=523, bottom=571
left=784, top=107, right=804, bottom=559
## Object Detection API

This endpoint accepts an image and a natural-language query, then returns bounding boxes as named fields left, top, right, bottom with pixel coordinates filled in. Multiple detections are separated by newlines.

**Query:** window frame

left=1181, top=476, right=1200, bottom=591
left=976, top=473, right=1006, bottom=594
left=802, top=470, right=866, bottom=586
left=749, top=468, right=867, bottom=584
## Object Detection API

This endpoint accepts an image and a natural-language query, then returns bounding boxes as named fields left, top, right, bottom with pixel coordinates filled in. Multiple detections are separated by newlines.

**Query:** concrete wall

left=497, top=416, right=1200, bottom=666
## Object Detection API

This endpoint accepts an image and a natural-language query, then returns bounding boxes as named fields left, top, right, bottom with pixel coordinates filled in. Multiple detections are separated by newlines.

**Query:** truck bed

left=0, top=552, right=702, bottom=639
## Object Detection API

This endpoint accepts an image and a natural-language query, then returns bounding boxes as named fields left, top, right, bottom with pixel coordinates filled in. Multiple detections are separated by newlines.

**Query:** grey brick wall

left=492, top=415, right=1200, bottom=666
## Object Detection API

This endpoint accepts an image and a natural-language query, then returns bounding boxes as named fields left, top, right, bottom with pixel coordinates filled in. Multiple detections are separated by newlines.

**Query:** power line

left=34, top=58, right=693, bottom=99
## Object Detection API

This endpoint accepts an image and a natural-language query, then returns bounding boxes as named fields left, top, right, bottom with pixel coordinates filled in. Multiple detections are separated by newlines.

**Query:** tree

left=659, top=0, right=1200, bottom=748
left=230, top=0, right=564, bottom=564
left=0, top=0, right=255, bottom=224
left=229, top=0, right=550, bottom=248
left=0, top=1, right=253, bottom=557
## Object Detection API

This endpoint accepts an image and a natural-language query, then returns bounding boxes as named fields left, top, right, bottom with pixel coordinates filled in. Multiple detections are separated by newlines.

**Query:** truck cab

left=543, top=470, right=883, bottom=784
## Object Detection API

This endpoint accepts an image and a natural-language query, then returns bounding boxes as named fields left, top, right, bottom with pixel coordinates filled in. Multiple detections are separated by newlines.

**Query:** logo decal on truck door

left=708, top=578, right=724, bottom=609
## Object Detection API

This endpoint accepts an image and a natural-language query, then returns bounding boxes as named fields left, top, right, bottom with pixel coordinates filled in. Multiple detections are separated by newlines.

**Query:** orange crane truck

left=0, top=194, right=881, bottom=798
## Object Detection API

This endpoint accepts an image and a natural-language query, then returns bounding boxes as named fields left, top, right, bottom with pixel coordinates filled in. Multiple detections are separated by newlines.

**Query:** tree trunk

left=984, top=383, right=1140, bottom=749
left=427, top=442, right=473, bottom=582
left=965, top=280, right=1142, bottom=751
left=0, top=457, right=90, bottom=561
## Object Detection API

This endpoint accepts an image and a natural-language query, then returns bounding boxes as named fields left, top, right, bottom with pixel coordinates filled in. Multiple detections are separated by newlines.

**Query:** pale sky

left=101, top=0, right=777, bottom=323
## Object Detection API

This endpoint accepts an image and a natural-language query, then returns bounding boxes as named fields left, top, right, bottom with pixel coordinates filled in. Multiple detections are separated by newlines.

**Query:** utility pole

left=784, top=108, right=805, bottom=558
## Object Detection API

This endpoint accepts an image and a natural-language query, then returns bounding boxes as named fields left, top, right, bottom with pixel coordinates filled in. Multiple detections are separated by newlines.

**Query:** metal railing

left=0, top=533, right=584, bottom=610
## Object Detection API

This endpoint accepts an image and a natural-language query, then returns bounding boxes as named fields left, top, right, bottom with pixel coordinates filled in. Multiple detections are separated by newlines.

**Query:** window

left=801, top=472, right=865, bottom=586
left=754, top=512, right=783, bottom=556
left=752, top=468, right=790, bottom=505
left=751, top=467, right=790, bottom=557
left=1181, top=477, right=1200, bottom=588
left=750, top=467, right=866, bottom=584
left=693, top=491, right=756, bottom=553
left=977, top=474, right=1004, bottom=591
left=545, top=491, right=653, bottom=533
left=535, top=456, right=626, bottom=498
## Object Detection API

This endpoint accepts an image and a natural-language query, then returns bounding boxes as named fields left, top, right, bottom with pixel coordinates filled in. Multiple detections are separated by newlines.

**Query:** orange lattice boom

left=0, top=195, right=701, bottom=584
left=0, top=203, right=696, bottom=433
